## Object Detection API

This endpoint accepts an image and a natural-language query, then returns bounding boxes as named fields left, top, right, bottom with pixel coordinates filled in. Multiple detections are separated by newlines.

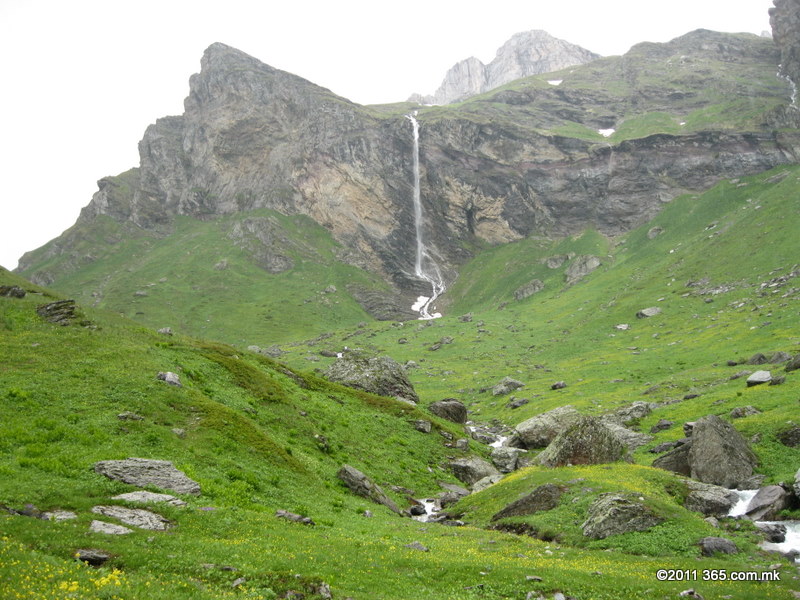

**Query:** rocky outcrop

left=91, top=505, right=172, bottom=531
left=514, top=406, right=581, bottom=449
left=770, top=0, right=800, bottom=94
left=412, top=31, right=599, bottom=105
left=324, top=353, right=418, bottom=404
left=582, top=493, right=663, bottom=539
left=428, top=399, right=468, bottom=423
left=537, top=416, right=631, bottom=467
left=93, top=458, right=201, bottom=495
left=336, top=464, right=401, bottom=514
left=491, top=483, right=563, bottom=521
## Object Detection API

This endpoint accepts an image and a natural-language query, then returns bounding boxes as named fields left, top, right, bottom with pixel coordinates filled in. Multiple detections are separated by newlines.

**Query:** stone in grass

left=404, top=541, right=429, bottom=552
left=74, top=548, right=112, bottom=567
left=581, top=493, right=663, bottom=539
left=91, top=506, right=172, bottom=531
left=89, top=520, right=133, bottom=535
left=698, top=536, right=738, bottom=556
left=491, top=483, right=563, bottom=521
left=93, top=458, right=201, bottom=495
left=636, top=307, right=661, bottom=318
left=745, top=370, right=771, bottom=387
left=537, top=416, right=631, bottom=468
left=41, top=510, right=78, bottom=522
left=337, top=464, right=401, bottom=514
left=275, top=509, right=315, bottom=526
left=157, top=371, right=182, bottom=387
left=449, top=456, right=501, bottom=486
left=428, top=398, right=468, bottom=424
left=111, top=491, right=187, bottom=507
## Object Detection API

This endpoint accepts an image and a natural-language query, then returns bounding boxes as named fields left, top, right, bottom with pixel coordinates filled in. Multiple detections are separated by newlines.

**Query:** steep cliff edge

left=410, top=30, right=599, bottom=105
left=770, top=0, right=800, bottom=95
left=17, top=31, right=800, bottom=321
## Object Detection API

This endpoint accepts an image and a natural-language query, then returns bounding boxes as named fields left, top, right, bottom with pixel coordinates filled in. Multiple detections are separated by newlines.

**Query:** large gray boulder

left=428, top=399, right=467, bottom=424
left=683, top=481, right=739, bottom=517
left=652, top=442, right=692, bottom=477
left=491, top=483, right=563, bottom=521
left=324, top=353, right=418, bottom=404
left=449, top=456, right=501, bottom=486
left=698, top=536, right=738, bottom=556
left=93, top=458, right=201, bottom=495
left=492, top=377, right=525, bottom=396
left=490, top=446, right=525, bottom=473
left=336, top=464, right=401, bottom=514
left=744, top=485, right=790, bottom=521
left=514, top=406, right=581, bottom=449
left=601, top=420, right=653, bottom=451
left=604, top=401, right=656, bottom=426
left=688, top=415, right=757, bottom=488
left=91, top=505, right=172, bottom=531
left=582, top=493, right=663, bottom=539
left=537, top=416, right=631, bottom=468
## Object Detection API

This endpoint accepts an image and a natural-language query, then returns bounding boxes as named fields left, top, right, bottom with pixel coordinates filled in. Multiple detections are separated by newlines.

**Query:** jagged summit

left=410, top=29, right=598, bottom=105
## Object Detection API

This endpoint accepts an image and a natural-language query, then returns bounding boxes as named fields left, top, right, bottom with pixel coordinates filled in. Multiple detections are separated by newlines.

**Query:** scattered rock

left=336, top=464, right=401, bottom=514
left=458, top=313, right=473, bottom=322
left=769, top=351, right=792, bottom=363
left=729, top=406, right=761, bottom=419
left=89, top=520, right=133, bottom=535
left=649, top=438, right=689, bottom=454
left=507, top=397, right=530, bottom=409
left=74, top=548, right=112, bottom=567
left=756, top=522, right=787, bottom=543
left=769, top=375, right=786, bottom=386
left=604, top=401, right=655, bottom=426
left=490, top=446, right=525, bottom=473
left=746, top=370, right=771, bottom=387
left=647, top=226, right=664, bottom=239
left=514, top=279, right=544, bottom=301
left=514, top=406, right=580, bottom=449
left=324, top=353, right=419, bottom=404
left=157, top=327, right=173, bottom=336
left=491, top=484, right=563, bottom=521
left=537, top=416, right=631, bottom=468
left=785, top=353, right=800, bottom=372
left=650, top=419, right=674, bottom=433
left=449, top=456, right=501, bottom=486
left=91, top=505, right=172, bottom=531
left=404, top=541, right=429, bottom=552
left=0, top=285, right=26, bottom=298
left=679, top=589, right=705, bottom=599
left=428, top=399, right=468, bottom=424
left=455, top=438, right=470, bottom=450
left=600, top=420, right=653, bottom=451
left=565, top=255, right=601, bottom=285
left=492, top=376, right=525, bottom=396
left=543, top=254, right=571, bottom=269
left=636, top=307, right=661, bottom=318
left=614, top=323, right=631, bottom=331
left=777, top=426, right=800, bottom=447
left=93, top=458, right=201, bottom=495
left=413, top=420, right=432, bottom=433
left=111, top=491, right=187, bottom=507
left=157, top=371, right=182, bottom=387
left=747, top=352, right=769, bottom=365
left=729, top=369, right=752, bottom=380
left=36, top=300, right=80, bottom=326
left=275, top=509, right=315, bottom=525
left=698, top=536, right=738, bottom=556
left=117, top=411, right=144, bottom=421
left=744, top=485, right=790, bottom=521
left=41, top=510, right=78, bottom=522
left=683, top=481, right=738, bottom=517
left=582, top=493, right=663, bottom=539
left=550, top=381, right=567, bottom=390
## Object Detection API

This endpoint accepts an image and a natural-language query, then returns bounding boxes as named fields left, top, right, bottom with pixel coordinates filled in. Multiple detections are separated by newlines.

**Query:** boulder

left=324, top=354, right=419, bottom=404
left=36, top=300, right=80, bottom=326
left=275, top=509, right=315, bottom=525
left=449, top=456, right=501, bottom=486
left=785, top=353, right=800, bottom=372
left=746, top=370, right=772, bottom=387
left=581, top=493, right=663, bottom=539
left=413, top=419, right=432, bottom=434
left=652, top=442, right=692, bottom=476
left=472, top=474, right=503, bottom=492
left=683, top=481, right=738, bottom=517
left=698, top=536, right=738, bottom=556
left=747, top=352, right=769, bottom=365
left=687, top=415, right=757, bottom=488
left=157, top=371, right=182, bottom=387
left=491, top=484, right=563, bottom=521
left=89, top=520, right=133, bottom=535
left=514, top=279, right=544, bottom=301
left=537, top=416, right=631, bottom=468
left=769, top=351, right=792, bottom=363
left=649, top=419, right=674, bottom=433
left=93, top=458, right=201, bottom=495
left=605, top=401, right=655, bottom=425
left=601, top=420, right=653, bottom=451
left=336, top=464, right=400, bottom=514
left=41, top=510, right=78, bottom=522
left=91, top=505, right=172, bottom=531
left=756, top=522, right=787, bottom=543
left=514, top=406, right=581, bottom=449
left=744, top=485, right=790, bottom=521
left=565, top=255, right=601, bottom=285
left=729, top=406, right=761, bottom=419
left=492, top=376, right=525, bottom=396
left=74, top=548, right=112, bottom=566
left=111, top=491, right=187, bottom=507
left=490, top=446, right=525, bottom=473
left=0, top=285, right=26, bottom=298
left=777, top=426, right=800, bottom=447
left=636, top=307, right=661, bottom=318
left=428, top=399, right=467, bottom=424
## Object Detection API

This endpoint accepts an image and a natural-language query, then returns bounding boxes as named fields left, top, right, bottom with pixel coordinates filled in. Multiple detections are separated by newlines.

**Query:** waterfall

left=778, top=65, right=799, bottom=109
left=406, top=112, right=445, bottom=319
left=727, top=489, right=799, bottom=562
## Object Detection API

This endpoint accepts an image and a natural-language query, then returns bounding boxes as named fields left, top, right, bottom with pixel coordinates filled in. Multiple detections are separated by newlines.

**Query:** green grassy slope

left=2, top=262, right=798, bottom=598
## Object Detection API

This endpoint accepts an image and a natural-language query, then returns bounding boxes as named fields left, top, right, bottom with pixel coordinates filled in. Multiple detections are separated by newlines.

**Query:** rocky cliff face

left=411, top=30, right=599, bottom=105
left=18, top=31, right=800, bottom=317
left=770, top=0, right=800, bottom=94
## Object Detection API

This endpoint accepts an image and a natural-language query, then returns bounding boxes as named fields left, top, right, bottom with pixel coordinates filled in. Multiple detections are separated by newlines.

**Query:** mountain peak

left=410, top=29, right=599, bottom=105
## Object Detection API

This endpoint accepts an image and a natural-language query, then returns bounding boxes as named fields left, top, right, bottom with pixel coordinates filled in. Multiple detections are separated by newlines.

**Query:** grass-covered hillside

left=2, top=170, right=800, bottom=599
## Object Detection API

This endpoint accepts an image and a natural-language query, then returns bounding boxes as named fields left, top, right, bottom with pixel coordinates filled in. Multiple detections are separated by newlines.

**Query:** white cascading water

left=728, top=489, right=799, bottom=562
left=778, top=65, right=799, bottom=109
left=406, top=112, right=445, bottom=319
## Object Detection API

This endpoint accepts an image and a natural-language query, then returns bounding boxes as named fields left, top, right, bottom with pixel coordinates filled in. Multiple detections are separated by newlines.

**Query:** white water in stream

left=728, top=489, right=799, bottom=562
left=406, top=112, right=445, bottom=319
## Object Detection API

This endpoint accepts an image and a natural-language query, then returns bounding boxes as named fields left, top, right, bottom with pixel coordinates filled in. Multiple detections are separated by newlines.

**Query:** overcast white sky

left=0, top=0, right=775, bottom=270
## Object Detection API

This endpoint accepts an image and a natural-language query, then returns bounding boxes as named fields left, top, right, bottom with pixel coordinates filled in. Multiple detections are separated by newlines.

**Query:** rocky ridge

left=409, top=30, right=599, bottom=105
